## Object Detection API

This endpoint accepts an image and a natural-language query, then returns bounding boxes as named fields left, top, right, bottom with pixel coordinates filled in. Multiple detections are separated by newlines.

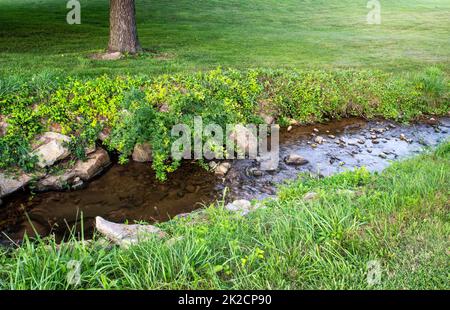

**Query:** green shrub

left=0, top=68, right=448, bottom=179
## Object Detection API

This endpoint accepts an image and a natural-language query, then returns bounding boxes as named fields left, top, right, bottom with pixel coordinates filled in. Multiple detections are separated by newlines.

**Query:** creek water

left=0, top=117, right=448, bottom=244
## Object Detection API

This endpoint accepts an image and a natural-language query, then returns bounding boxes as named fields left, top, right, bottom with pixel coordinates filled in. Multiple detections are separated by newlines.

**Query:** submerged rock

left=95, top=216, right=165, bottom=247
left=132, top=142, right=153, bottom=162
left=284, top=154, right=309, bottom=166
left=32, top=132, right=71, bottom=168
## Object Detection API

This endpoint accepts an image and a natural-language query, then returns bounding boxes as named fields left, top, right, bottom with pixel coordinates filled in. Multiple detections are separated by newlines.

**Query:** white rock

left=95, top=216, right=165, bottom=247
left=0, top=172, right=32, bottom=198
left=132, top=142, right=152, bottom=162
left=224, top=199, right=263, bottom=216
left=36, top=171, right=76, bottom=191
left=314, top=136, right=324, bottom=144
left=100, top=52, right=122, bottom=60
left=215, top=162, right=231, bottom=176
left=32, top=132, right=71, bottom=168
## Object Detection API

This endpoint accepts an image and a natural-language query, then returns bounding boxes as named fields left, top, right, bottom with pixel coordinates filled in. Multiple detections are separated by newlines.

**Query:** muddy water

left=0, top=117, right=449, bottom=243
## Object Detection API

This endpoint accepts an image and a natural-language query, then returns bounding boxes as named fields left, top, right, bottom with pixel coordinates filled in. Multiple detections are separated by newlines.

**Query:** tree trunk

left=108, top=0, right=141, bottom=54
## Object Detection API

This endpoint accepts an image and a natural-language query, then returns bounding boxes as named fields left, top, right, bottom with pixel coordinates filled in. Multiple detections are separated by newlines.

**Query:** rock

left=73, top=148, right=110, bottom=180
left=357, top=139, right=365, bottom=145
left=85, top=144, right=96, bottom=155
left=372, top=139, right=380, bottom=144
left=36, top=149, right=110, bottom=191
left=287, top=125, right=293, bottom=132
left=367, top=148, right=373, bottom=153
left=303, top=192, right=318, bottom=201
left=215, top=162, right=231, bottom=177
left=347, top=139, right=358, bottom=146
left=373, top=128, right=385, bottom=134
left=314, top=136, right=324, bottom=144
left=284, top=154, right=309, bottom=166
left=399, top=134, right=407, bottom=141
left=98, top=128, right=111, bottom=142
left=132, top=142, right=152, bottom=162
left=32, top=132, right=71, bottom=168
left=224, top=199, right=261, bottom=216
left=0, top=172, right=32, bottom=198
left=36, top=171, right=76, bottom=191
left=0, top=117, right=8, bottom=136
left=328, top=134, right=336, bottom=139
left=248, top=168, right=263, bottom=177
left=388, top=124, right=396, bottom=129
left=379, top=152, right=387, bottom=159
left=95, top=216, right=165, bottom=247
left=229, top=125, right=258, bottom=156
left=313, top=128, right=319, bottom=133
left=311, top=143, right=318, bottom=148
left=159, top=103, right=169, bottom=113
left=99, top=52, right=123, bottom=61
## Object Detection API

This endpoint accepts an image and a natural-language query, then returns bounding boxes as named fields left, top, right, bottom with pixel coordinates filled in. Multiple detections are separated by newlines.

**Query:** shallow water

left=1, top=117, right=449, bottom=243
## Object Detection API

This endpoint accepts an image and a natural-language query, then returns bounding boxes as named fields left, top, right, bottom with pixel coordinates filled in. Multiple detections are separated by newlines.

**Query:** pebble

left=314, top=136, right=324, bottom=144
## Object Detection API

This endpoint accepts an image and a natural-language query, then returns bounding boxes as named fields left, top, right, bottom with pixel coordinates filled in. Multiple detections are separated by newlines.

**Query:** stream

left=0, top=117, right=448, bottom=244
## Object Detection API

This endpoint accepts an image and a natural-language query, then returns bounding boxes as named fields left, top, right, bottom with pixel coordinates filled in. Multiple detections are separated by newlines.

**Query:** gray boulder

left=95, top=216, right=165, bottom=247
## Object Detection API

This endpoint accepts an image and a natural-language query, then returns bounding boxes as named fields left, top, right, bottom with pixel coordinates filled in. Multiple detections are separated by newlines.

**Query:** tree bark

left=108, top=0, right=141, bottom=54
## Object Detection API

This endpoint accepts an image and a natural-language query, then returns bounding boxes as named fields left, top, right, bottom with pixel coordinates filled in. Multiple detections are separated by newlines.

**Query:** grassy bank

left=0, top=142, right=448, bottom=289
left=1, top=0, right=449, bottom=76
left=1, top=67, right=448, bottom=179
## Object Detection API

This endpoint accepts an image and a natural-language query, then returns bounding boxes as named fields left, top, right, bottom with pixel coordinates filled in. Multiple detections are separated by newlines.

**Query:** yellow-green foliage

left=0, top=68, right=448, bottom=179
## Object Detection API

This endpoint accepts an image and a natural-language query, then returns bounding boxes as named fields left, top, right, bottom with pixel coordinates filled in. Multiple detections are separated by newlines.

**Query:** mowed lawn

left=0, top=0, right=449, bottom=77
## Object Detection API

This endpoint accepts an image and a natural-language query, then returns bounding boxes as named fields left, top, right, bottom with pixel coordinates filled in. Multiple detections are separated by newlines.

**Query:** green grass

left=1, top=142, right=448, bottom=289
left=0, top=0, right=449, bottom=77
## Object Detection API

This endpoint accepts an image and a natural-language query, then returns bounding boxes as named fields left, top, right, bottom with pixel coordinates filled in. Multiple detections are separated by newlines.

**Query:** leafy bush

left=0, top=68, right=448, bottom=179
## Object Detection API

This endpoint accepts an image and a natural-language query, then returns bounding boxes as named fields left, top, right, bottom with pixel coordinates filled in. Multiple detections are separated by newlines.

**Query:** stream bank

left=0, top=117, right=448, bottom=243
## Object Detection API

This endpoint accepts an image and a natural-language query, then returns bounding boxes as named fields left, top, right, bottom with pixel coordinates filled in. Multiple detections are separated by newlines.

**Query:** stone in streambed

left=95, top=216, right=165, bottom=247
left=284, top=154, right=309, bottom=166
left=73, top=148, right=110, bottom=180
